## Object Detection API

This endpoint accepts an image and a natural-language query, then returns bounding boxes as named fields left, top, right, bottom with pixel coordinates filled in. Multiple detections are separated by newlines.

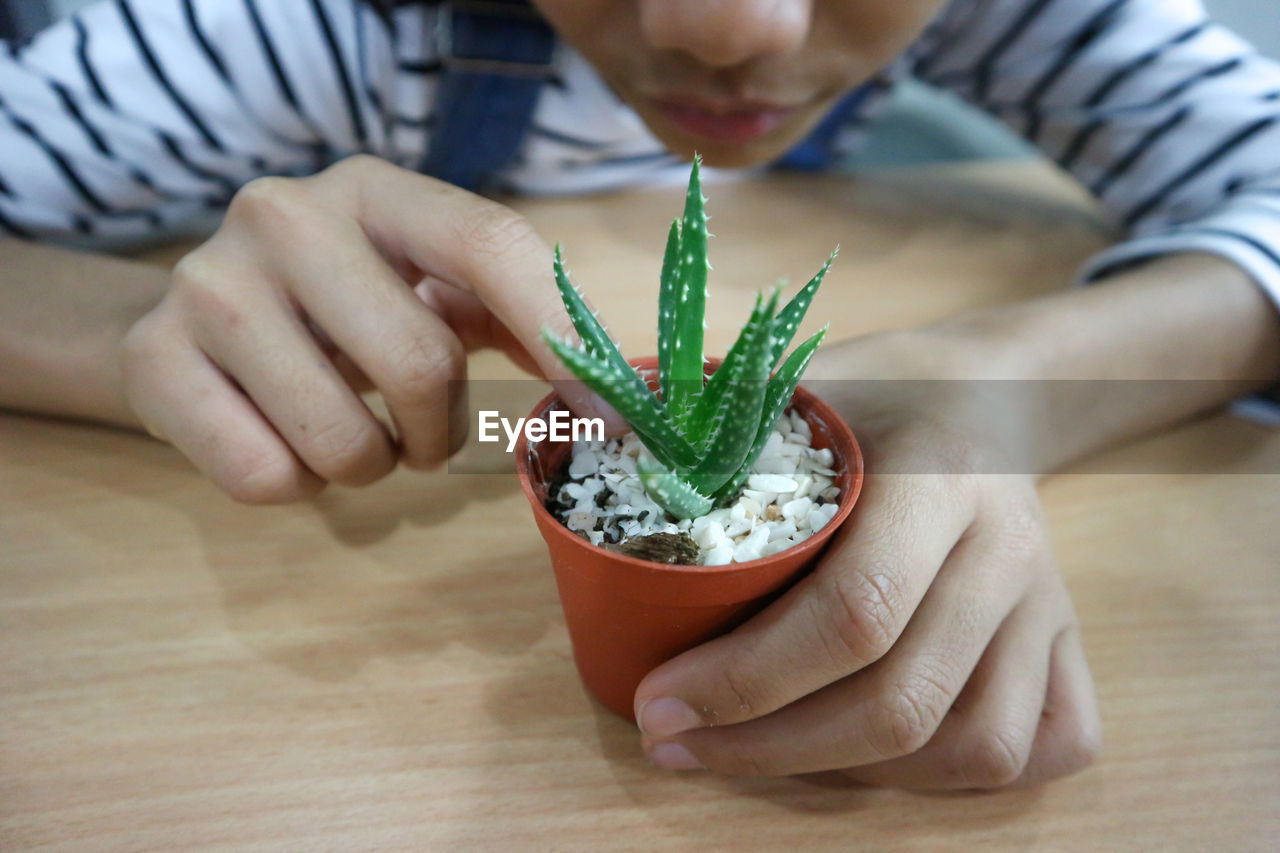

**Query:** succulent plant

left=542, top=158, right=835, bottom=520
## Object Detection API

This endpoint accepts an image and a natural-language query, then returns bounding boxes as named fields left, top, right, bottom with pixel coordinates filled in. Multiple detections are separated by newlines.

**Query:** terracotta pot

left=515, top=357, right=864, bottom=722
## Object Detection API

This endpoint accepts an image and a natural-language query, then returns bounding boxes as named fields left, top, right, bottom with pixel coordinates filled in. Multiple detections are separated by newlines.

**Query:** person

left=1, top=0, right=1277, bottom=788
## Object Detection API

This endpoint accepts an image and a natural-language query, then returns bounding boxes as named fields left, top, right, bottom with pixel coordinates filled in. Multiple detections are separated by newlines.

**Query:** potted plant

left=515, top=160, right=864, bottom=722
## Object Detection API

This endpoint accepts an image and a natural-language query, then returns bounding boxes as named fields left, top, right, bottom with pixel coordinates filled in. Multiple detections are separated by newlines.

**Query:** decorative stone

left=568, top=449, right=599, bottom=480
left=748, top=474, right=799, bottom=493
left=781, top=496, right=812, bottom=521
left=554, top=409, right=842, bottom=565
left=609, top=531, right=700, bottom=565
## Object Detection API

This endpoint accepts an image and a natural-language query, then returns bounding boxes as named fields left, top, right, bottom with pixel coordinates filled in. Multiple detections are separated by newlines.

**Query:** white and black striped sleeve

left=0, top=0, right=393, bottom=247
left=912, top=0, right=1280, bottom=308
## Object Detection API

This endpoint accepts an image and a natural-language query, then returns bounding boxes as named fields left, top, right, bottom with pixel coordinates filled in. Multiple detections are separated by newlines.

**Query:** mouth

left=649, top=96, right=802, bottom=145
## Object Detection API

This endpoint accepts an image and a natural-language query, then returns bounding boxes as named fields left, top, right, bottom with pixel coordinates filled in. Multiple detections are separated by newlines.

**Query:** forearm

left=811, top=253, right=1280, bottom=474
left=0, top=238, right=169, bottom=428
left=969, top=253, right=1280, bottom=472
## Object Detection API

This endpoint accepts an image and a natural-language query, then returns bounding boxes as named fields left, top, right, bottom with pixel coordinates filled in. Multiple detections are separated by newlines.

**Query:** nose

left=638, top=0, right=812, bottom=67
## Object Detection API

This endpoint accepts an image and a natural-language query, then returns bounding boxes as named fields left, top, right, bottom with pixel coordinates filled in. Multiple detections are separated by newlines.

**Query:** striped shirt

left=1, top=0, right=1279, bottom=313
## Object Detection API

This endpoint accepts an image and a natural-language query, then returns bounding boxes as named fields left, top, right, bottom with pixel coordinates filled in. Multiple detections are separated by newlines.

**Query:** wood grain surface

left=2, top=162, right=1277, bottom=851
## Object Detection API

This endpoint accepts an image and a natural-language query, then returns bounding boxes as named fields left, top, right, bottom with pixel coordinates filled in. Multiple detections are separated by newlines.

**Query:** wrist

left=0, top=240, right=166, bottom=428
left=804, top=326, right=1045, bottom=477
left=809, top=252, right=1280, bottom=475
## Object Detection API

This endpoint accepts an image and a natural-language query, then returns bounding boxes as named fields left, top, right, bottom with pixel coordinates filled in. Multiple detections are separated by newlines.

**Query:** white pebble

left=742, top=489, right=773, bottom=505
left=807, top=503, right=839, bottom=532
left=564, top=480, right=600, bottom=502
left=777, top=441, right=804, bottom=458
left=781, top=496, right=812, bottom=521
left=705, top=508, right=732, bottom=526
left=761, top=538, right=795, bottom=558
left=695, top=520, right=726, bottom=550
left=703, top=543, right=734, bottom=566
left=752, top=457, right=789, bottom=476
left=793, top=474, right=813, bottom=499
left=748, top=474, right=798, bottom=493
left=767, top=519, right=798, bottom=542
left=556, top=411, right=842, bottom=564
left=566, top=511, right=595, bottom=533
left=568, top=449, right=599, bottom=480
left=733, top=526, right=770, bottom=562
left=759, top=456, right=799, bottom=476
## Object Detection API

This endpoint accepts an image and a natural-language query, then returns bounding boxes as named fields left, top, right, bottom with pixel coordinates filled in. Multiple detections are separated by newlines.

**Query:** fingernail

left=637, top=697, right=702, bottom=738
left=647, top=741, right=705, bottom=772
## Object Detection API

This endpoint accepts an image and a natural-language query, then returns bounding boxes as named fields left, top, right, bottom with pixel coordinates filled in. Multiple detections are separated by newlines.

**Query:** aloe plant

left=542, top=158, right=835, bottom=520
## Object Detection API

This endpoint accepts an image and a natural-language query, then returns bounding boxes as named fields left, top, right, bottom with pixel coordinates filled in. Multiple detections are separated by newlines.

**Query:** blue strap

left=423, top=1, right=556, bottom=192
left=775, top=83, right=878, bottom=170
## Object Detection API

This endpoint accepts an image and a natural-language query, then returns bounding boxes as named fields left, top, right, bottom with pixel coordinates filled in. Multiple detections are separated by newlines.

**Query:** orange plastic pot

left=515, top=357, right=864, bottom=722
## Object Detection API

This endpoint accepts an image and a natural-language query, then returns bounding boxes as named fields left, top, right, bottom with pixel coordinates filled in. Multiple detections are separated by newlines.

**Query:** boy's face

left=530, top=0, right=948, bottom=167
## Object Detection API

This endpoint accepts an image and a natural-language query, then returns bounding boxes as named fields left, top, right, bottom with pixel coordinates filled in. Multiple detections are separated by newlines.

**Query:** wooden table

left=2, top=162, right=1277, bottom=851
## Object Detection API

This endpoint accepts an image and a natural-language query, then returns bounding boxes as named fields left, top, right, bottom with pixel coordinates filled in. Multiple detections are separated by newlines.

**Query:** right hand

left=121, top=154, right=607, bottom=503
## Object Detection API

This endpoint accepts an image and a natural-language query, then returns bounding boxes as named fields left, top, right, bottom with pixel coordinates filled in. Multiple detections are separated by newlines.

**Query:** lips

left=652, top=98, right=799, bottom=144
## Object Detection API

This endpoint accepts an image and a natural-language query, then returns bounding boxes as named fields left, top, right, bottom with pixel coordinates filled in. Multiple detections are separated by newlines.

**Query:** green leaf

left=665, top=156, right=709, bottom=423
left=682, top=288, right=777, bottom=448
left=656, top=218, right=683, bottom=408
left=685, top=291, right=778, bottom=494
left=713, top=327, right=828, bottom=501
left=552, top=245, right=634, bottom=377
left=769, top=248, right=836, bottom=369
left=545, top=161, right=833, bottom=530
left=542, top=331, right=700, bottom=471
left=637, top=457, right=714, bottom=520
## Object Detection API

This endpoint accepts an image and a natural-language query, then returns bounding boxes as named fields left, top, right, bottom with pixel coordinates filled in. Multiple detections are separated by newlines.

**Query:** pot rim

left=515, top=358, right=864, bottom=578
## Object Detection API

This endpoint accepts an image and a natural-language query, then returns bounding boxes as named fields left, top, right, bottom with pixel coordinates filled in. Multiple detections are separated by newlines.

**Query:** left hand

left=631, top=330, right=1102, bottom=788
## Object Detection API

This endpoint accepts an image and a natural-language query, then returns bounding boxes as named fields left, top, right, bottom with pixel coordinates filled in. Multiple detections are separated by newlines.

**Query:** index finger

left=312, top=155, right=621, bottom=425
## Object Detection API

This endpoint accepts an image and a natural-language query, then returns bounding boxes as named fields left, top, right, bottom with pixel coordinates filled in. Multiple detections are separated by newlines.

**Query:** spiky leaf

left=637, top=457, right=714, bottom=520
left=542, top=332, right=700, bottom=471
left=682, top=287, right=777, bottom=448
left=665, top=156, right=709, bottom=423
left=769, top=248, right=836, bottom=369
left=713, top=327, right=828, bottom=501
left=656, top=217, right=683, bottom=407
left=685, top=291, right=777, bottom=494
left=552, top=245, right=634, bottom=378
